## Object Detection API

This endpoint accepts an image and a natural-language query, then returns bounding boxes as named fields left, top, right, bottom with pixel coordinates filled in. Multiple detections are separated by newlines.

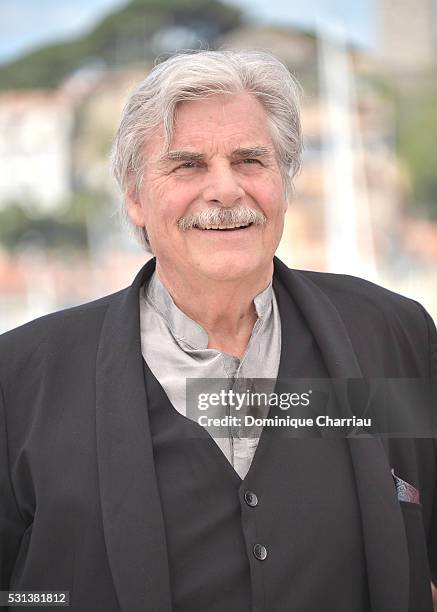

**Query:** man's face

left=127, top=92, right=288, bottom=282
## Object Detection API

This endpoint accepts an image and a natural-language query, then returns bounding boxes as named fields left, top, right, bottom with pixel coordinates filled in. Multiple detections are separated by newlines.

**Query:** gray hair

left=111, top=49, right=303, bottom=250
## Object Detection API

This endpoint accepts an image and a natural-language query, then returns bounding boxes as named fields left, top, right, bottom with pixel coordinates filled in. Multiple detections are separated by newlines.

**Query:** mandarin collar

left=142, top=271, right=274, bottom=350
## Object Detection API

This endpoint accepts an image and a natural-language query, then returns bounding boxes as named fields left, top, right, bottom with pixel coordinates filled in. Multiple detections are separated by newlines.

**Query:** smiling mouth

left=196, top=223, right=253, bottom=231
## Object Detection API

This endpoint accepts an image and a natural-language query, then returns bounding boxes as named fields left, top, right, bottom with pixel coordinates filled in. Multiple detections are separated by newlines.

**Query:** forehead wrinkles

left=169, top=123, right=275, bottom=159
left=174, top=95, right=269, bottom=133
left=147, top=95, right=278, bottom=166
left=172, top=120, right=266, bottom=145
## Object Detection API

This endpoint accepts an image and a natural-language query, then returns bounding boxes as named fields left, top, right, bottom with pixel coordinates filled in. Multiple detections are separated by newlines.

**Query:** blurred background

left=0, top=0, right=436, bottom=332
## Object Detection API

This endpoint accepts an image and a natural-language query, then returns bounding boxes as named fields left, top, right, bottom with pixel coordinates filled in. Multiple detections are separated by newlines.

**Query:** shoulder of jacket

left=0, top=287, right=128, bottom=376
left=293, top=268, right=423, bottom=317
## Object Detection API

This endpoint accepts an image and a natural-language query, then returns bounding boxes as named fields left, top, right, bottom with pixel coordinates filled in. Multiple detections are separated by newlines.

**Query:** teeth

left=202, top=223, right=250, bottom=230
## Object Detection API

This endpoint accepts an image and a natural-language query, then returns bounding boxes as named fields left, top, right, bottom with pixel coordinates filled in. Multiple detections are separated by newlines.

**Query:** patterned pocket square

left=391, top=469, right=420, bottom=505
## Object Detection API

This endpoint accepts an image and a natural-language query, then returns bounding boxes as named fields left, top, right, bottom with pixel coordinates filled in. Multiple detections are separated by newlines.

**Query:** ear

left=125, top=188, right=146, bottom=227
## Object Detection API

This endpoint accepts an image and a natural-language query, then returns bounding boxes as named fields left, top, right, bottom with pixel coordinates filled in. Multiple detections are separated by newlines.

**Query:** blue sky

left=0, top=0, right=375, bottom=65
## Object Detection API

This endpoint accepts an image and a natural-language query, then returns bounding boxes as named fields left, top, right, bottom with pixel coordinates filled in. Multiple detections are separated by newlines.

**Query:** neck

left=155, top=260, right=274, bottom=357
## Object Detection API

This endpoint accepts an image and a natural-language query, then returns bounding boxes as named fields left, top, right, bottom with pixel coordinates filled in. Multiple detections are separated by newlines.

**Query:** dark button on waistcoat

left=244, top=490, right=258, bottom=507
left=253, top=544, right=268, bottom=561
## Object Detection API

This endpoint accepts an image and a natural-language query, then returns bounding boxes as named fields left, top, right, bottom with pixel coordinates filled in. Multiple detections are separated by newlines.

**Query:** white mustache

left=177, top=206, right=267, bottom=231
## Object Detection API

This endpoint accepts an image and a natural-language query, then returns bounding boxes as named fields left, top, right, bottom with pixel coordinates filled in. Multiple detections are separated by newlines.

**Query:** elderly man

left=0, top=50, right=436, bottom=612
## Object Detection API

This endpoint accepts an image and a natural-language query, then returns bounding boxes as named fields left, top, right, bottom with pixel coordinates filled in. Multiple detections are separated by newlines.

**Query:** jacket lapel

left=95, top=257, right=172, bottom=612
left=273, top=256, right=410, bottom=612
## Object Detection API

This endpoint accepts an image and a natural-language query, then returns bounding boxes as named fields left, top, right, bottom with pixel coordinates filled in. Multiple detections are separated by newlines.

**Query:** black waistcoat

left=144, top=276, right=371, bottom=612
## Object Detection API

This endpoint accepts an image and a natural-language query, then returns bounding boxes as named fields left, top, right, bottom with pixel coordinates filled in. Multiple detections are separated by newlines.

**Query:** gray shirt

left=139, top=271, right=281, bottom=479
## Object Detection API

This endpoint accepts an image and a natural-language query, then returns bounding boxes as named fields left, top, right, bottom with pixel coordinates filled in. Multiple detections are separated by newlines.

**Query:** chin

left=196, top=252, right=265, bottom=282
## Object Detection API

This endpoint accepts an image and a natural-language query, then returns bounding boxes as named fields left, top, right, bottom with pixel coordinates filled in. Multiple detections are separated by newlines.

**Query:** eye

left=176, top=161, right=198, bottom=170
left=239, top=158, right=262, bottom=165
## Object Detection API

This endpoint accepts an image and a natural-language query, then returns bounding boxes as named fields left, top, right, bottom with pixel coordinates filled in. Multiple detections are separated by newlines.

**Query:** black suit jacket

left=0, top=256, right=436, bottom=612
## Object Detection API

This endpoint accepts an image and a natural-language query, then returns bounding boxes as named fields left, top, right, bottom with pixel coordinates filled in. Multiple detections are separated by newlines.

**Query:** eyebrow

left=231, top=146, right=273, bottom=158
left=158, top=145, right=274, bottom=164
left=159, top=150, right=205, bottom=163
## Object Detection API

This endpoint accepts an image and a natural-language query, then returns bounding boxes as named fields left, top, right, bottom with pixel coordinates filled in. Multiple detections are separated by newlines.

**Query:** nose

left=202, top=162, right=245, bottom=207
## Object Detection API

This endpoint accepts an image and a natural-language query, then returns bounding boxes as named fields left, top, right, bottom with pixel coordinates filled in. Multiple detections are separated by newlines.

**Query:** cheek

left=152, top=181, right=199, bottom=225
left=140, top=187, right=177, bottom=233
left=145, top=207, right=175, bottom=239
left=245, top=175, right=286, bottom=212
left=251, top=190, right=286, bottom=221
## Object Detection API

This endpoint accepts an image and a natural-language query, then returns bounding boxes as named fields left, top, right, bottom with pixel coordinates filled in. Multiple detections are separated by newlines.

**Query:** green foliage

left=0, top=204, right=29, bottom=248
left=0, top=39, right=93, bottom=90
left=0, top=192, right=106, bottom=253
left=0, top=0, right=242, bottom=90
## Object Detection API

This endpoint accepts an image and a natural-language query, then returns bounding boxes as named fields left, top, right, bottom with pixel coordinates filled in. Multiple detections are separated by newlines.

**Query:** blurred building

left=378, top=0, right=436, bottom=70
left=0, top=90, right=74, bottom=212
left=72, top=67, right=149, bottom=194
